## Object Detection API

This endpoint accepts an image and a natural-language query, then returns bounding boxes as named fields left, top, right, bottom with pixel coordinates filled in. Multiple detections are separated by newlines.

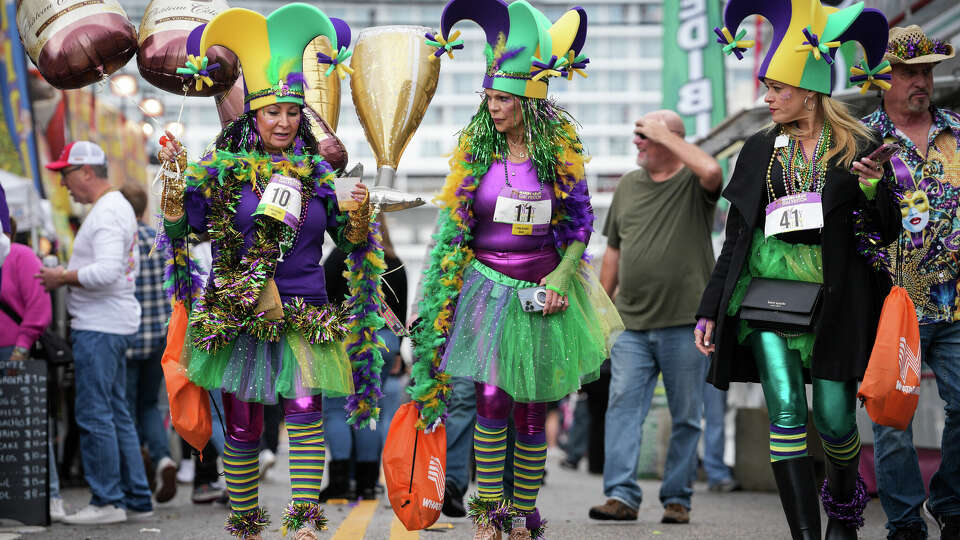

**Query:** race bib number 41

left=764, top=192, right=824, bottom=237
left=492, top=188, right=551, bottom=236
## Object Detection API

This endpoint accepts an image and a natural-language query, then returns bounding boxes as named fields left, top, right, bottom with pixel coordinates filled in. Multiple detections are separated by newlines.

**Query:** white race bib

left=492, top=188, right=551, bottom=236
left=254, top=174, right=302, bottom=229
left=764, top=192, right=824, bottom=237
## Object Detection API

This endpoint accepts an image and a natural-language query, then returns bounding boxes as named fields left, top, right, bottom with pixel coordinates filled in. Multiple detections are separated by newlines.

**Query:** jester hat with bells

left=426, top=0, right=589, bottom=99
left=715, top=0, right=890, bottom=95
left=195, top=3, right=352, bottom=111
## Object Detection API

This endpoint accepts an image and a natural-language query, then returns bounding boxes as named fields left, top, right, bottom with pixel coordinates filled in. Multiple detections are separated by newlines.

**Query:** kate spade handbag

left=739, top=278, right=823, bottom=332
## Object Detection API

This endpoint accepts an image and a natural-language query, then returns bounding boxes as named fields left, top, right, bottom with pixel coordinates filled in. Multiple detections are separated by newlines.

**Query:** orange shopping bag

left=384, top=402, right=446, bottom=531
left=858, top=286, right=921, bottom=430
left=161, top=301, right=211, bottom=453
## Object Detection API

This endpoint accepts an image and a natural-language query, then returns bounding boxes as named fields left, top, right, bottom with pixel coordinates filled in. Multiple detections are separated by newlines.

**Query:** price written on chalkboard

left=0, top=361, right=48, bottom=526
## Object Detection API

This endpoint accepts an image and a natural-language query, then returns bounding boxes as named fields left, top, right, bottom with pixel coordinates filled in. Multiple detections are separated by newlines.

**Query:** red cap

left=45, top=141, right=106, bottom=171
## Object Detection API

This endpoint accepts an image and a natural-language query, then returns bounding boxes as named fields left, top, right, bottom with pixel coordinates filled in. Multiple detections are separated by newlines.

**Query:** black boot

left=355, top=461, right=379, bottom=500
left=771, top=457, right=822, bottom=540
left=318, top=460, right=354, bottom=502
left=822, top=452, right=868, bottom=540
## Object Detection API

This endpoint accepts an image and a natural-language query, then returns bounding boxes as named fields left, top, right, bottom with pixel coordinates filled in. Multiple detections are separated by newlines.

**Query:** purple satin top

left=471, top=160, right=560, bottom=281
left=184, top=181, right=342, bottom=306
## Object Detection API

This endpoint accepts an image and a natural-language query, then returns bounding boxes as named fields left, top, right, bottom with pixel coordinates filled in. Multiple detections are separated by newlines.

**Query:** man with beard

left=861, top=25, right=960, bottom=540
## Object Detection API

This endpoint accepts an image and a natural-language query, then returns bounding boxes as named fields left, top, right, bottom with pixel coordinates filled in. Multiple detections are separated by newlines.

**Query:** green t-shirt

left=603, top=167, right=718, bottom=331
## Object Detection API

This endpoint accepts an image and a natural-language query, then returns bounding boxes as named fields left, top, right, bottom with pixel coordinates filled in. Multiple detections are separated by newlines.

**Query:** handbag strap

left=0, top=300, right=22, bottom=326
left=896, top=233, right=903, bottom=287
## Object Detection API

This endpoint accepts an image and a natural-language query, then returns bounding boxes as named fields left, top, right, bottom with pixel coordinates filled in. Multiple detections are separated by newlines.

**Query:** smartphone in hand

left=864, top=143, right=901, bottom=165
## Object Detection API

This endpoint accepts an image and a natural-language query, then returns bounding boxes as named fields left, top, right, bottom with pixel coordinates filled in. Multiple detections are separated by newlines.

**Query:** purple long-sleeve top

left=471, top=159, right=593, bottom=283
left=183, top=180, right=344, bottom=306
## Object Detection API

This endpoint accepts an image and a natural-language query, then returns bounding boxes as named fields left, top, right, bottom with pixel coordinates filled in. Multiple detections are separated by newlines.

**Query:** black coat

left=696, top=128, right=901, bottom=389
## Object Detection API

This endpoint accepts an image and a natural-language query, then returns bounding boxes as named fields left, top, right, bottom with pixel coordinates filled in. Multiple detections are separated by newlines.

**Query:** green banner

left=661, top=0, right=727, bottom=138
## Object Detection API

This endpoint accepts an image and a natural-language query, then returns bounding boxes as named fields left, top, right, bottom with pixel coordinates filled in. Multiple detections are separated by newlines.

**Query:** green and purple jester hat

left=425, top=0, right=589, bottom=99
left=715, top=0, right=890, bottom=95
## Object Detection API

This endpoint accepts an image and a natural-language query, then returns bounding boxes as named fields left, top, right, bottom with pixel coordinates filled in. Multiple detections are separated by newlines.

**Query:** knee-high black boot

left=771, top=457, right=822, bottom=540
left=821, top=451, right=868, bottom=540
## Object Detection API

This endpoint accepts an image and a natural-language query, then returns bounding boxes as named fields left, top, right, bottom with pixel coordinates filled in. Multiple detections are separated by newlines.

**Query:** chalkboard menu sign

left=0, top=360, right=48, bottom=527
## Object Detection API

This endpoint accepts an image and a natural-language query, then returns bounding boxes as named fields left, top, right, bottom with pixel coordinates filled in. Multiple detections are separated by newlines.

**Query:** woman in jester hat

left=696, top=1, right=900, bottom=538
left=412, top=1, right=622, bottom=539
left=159, top=4, right=386, bottom=540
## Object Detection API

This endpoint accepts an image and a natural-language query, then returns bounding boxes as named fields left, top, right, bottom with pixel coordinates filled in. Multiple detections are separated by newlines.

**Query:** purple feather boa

left=343, top=219, right=387, bottom=429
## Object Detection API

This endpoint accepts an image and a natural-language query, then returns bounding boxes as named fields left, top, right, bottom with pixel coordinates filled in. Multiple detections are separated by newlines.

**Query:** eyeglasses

left=60, top=165, right=82, bottom=176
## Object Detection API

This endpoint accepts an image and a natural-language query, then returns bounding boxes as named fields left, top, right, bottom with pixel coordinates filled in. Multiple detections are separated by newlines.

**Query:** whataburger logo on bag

left=897, top=336, right=921, bottom=395
left=425, top=456, right=445, bottom=508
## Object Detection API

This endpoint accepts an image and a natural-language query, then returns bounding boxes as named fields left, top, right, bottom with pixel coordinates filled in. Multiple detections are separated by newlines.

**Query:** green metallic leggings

left=749, top=331, right=857, bottom=439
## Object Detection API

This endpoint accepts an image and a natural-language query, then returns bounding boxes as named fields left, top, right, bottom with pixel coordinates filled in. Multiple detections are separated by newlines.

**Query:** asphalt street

left=0, top=449, right=938, bottom=540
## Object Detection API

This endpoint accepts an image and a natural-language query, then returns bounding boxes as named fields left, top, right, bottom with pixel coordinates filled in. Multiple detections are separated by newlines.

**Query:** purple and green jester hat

left=715, top=0, right=890, bottom=95
left=187, top=3, right=352, bottom=111
left=426, top=0, right=589, bottom=99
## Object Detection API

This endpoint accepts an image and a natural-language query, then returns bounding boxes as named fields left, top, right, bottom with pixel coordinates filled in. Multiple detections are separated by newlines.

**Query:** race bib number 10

left=254, top=174, right=302, bottom=229
left=764, top=192, right=824, bottom=237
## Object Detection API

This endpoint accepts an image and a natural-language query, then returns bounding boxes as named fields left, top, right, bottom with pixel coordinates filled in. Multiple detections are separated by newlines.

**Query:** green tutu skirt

left=182, top=325, right=354, bottom=404
left=728, top=229, right=823, bottom=367
left=442, top=258, right=624, bottom=402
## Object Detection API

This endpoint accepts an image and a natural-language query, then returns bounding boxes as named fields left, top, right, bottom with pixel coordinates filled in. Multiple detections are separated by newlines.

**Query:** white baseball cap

left=45, top=141, right=106, bottom=171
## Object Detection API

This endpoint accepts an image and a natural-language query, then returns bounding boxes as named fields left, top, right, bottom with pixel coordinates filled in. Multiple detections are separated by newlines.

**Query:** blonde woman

left=699, top=1, right=899, bottom=538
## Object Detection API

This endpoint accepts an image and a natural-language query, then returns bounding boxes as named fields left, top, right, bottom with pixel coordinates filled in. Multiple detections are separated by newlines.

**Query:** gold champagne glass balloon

left=303, top=35, right=340, bottom=130
left=349, top=25, right=440, bottom=189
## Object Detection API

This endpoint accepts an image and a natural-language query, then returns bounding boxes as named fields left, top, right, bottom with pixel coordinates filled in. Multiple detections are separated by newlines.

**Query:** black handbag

left=739, top=278, right=823, bottom=332
left=0, top=300, right=73, bottom=365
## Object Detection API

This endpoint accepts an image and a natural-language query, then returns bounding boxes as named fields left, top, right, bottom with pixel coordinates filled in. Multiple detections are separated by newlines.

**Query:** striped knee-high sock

left=286, top=415, right=326, bottom=504
left=224, top=436, right=260, bottom=513
left=475, top=416, right=508, bottom=501
left=820, top=428, right=861, bottom=468
left=513, top=432, right=547, bottom=513
left=770, top=424, right=807, bottom=462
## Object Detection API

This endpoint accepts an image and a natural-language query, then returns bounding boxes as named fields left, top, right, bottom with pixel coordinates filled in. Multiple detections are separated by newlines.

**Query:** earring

left=803, top=94, right=815, bottom=112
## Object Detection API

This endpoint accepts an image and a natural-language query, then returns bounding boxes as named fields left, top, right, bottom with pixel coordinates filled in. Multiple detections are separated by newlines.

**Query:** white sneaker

left=154, top=456, right=178, bottom=503
left=127, top=509, right=155, bottom=521
left=49, top=497, right=66, bottom=522
left=177, top=458, right=195, bottom=484
left=62, top=504, right=127, bottom=525
left=259, top=449, right=276, bottom=478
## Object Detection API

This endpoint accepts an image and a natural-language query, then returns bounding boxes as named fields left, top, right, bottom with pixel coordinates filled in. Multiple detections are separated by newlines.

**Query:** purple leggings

left=222, top=393, right=323, bottom=444
left=475, top=383, right=546, bottom=436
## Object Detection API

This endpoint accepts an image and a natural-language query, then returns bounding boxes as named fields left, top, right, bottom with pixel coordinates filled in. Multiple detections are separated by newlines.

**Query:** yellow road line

left=389, top=515, right=420, bottom=539
left=331, top=500, right=378, bottom=540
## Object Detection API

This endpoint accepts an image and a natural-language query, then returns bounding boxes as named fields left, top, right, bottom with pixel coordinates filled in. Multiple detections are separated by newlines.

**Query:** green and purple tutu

left=442, top=259, right=623, bottom=402
left=182, top=326, right=354, bottom=404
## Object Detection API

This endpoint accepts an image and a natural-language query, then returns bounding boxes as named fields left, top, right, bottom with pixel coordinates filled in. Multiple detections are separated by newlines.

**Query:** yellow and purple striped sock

left=475, top=416, right=508, bottom=501
left=224, top=437, right=260, bottom=513
left=770, top=424, right=807, bottom=462
left=513, top=432, right=547, bottom=513
left=286, top=416, right=326, bottom=504
left=820, top=428, right=861, bottom=468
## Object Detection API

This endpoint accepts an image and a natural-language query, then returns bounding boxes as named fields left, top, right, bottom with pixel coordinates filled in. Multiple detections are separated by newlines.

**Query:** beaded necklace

left=765, top=120, right=832, bottom=203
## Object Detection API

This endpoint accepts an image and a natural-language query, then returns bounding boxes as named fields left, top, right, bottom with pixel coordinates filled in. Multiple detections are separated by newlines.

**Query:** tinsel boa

left=467, top=496, right=512, bottom=531
left=280, top=502, right=327, bottom=536
left=167, top=148, right=385, bottom=423
left=409, top=117, right=591, bottom=429
left=820, top=475, right=869, bottom=529
left=224, top=507, right=270, bottom=538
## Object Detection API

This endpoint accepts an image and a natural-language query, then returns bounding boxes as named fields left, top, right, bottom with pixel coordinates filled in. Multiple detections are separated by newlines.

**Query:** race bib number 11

left=764, top=192, right=824, bottom=237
